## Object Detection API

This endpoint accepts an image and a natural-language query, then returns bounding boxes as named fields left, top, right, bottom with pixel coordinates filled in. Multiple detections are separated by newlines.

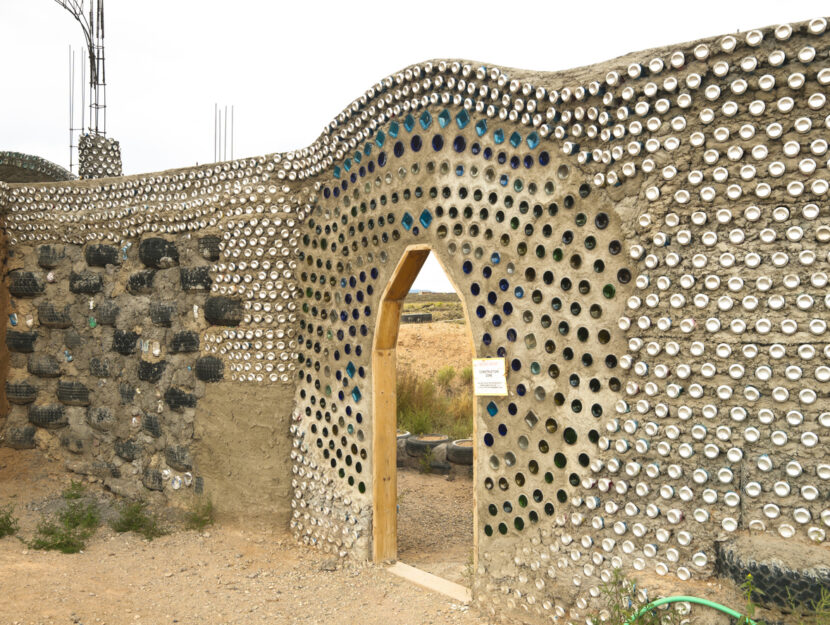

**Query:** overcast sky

left=1, top=0, right=826, bottom=291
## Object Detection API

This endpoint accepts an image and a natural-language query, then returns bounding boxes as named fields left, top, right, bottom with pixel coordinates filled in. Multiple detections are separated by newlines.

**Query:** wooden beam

left=372, top=346, right=397, bottom=561
left=384, top=248, right=430, bottom=302
left=372, top=244, right=479, bottom=577
left=387, top=562, right=472, bottom=604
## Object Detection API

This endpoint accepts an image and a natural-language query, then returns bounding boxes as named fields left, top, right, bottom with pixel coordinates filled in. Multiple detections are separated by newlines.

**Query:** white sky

left=1, top=0, right=826, bottom=292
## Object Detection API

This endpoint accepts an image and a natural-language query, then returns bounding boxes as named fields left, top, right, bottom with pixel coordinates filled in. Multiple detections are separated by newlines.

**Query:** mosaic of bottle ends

left=2, top=14, right=829, bottom=625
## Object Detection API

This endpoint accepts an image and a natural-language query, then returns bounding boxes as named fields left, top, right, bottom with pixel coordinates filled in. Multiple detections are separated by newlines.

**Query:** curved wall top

left=0, top=151, right=75, bottom=183
left=2, top=15, right=830, bottom=624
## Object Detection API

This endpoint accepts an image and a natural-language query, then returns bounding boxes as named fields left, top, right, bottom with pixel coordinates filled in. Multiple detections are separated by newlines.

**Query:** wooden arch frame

left=371, top=243, right=477, bottom=564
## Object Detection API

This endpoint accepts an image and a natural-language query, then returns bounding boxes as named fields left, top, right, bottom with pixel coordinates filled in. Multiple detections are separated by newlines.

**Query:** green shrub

left=59, top=498, right=100, bottom=531
left=787, top=587, right=830, bottom=625
left=30, top=485, right=100, bottom=553
left=0, top=505, right=19, bottom=538
left=185, top=497, right=215, bottom=531
left=62, top=480, right=87, bottom=500
left=396, top=372, right=472, bottom=439
left=436, top=366, right=456, bottom=387
left=111, top=501, right=166, bottom=540
left=29, top=520, right=91, bottom=554
left=418, top=448, right=434, bottom=474
left=588, top=570, right=830, bottom=625
left=588, top=568, right=681, bottom=625
left=460, top=366, right=473, bottom=385
left=398, top=406, right=432, bottom=436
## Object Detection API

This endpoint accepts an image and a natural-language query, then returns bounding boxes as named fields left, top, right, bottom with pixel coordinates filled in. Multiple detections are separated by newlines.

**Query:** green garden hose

left=625, top=595, right=757, bottom=624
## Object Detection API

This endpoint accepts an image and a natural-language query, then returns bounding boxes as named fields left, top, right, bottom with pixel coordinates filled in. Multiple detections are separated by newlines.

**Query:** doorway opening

left=372, top=244, right=476, bottom=588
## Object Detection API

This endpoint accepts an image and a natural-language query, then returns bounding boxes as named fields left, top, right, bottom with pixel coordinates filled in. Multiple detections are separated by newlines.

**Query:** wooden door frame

left=371, top=243, right=477, bottom=568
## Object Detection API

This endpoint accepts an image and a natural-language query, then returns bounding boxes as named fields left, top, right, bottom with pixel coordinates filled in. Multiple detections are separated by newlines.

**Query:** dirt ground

left=397, top=469, right=474, bottom=585
left=397, top=321, right=473, bottom=379
left=0, top=448, right=485, bottom=625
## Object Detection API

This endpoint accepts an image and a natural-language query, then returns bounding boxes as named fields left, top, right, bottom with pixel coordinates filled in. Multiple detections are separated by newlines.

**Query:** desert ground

left=0, top=299, right=482, bottom=625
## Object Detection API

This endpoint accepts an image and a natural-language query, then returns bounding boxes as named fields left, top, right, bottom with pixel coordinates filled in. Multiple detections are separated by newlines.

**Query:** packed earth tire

left=405, top=433, right=449, bottom=457
left=194, top=356, right=224, bottom=382
left=27, top=354, right=61, bottom=378
left=37, top=302, right=73, bottom=328
left=28, top=404, right=67, bottom=428
left=86, top=406, right=116, bottom=432
left=119, top=383, right=136, bottom=403
left=126, top=270, right=156, bottom=295
left=9, top=271, right=45, bottom=297
left=169, top=331, right=200, bottom=353
left=57, top=380, right=91, bottom=406
left=180, top=266, right=212, bottom=291
left=716, top=536, right=830, bottom=610
left=95, top=301, right=119, bottom=326
left=112, top=329, right=140, bottom=355
left=139, top=237, right=179, bottom=269
left=6, top=380, right=38, bottom=404
left=148, top=302, right=175, bottom=327
left=4, top=425, right=37, bottom=449
left=447, top=439, right=474, bottom=465
left=6, top=330, right=38, bottom=353
left=37, top=244, right=65, bottom=268
left=164, top=387, right=197, bottom=411
left=204, top=296, right=243, bottom=326
left=84, top=244, right=120, bottom=267
left=69, top=270, right=103, bottom=294
left=198, top=235, right=221, bottom=261
left=138, top=360, right=167, bottom=383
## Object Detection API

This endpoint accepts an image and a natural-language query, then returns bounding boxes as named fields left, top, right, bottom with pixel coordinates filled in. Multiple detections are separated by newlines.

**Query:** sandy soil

left=0, top=448, right=485, bottom=625
left=397, top=321, right=473, bottom=379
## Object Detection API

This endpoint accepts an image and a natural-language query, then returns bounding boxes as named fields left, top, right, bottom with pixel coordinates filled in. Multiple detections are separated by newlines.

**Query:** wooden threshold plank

left=387, top=561, right=472, bottom=604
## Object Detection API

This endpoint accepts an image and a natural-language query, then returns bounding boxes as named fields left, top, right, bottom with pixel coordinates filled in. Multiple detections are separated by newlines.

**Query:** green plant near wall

left=185, top=497, right=215, bottom=531
left=588, top=568, right=682, bottom=625
left=418, top=447, right=434, bottom=474
left=111, top=500, right=167, bottom=540
left=0, top=505, right=19, bottom=538
left=30, top=482, right=100, bottom=554
left=590, top=569, right=830, bottom=625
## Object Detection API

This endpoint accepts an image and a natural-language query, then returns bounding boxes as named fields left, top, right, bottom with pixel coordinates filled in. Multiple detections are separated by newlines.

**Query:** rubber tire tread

left=447, top=439, right=474, bottom=465
left=405, top=434, right=450, bottom=457
left=6, top=380, right=38, bottom=404
left=716, top=540, right=830, bottom=609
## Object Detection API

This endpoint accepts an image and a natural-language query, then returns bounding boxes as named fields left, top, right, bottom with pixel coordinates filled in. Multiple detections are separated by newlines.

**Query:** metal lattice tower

left=55, top=0, right=107, bottom=136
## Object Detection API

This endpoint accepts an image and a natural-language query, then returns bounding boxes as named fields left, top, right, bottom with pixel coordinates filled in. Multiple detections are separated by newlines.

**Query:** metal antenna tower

left=55, top=0, right=107, bottom=136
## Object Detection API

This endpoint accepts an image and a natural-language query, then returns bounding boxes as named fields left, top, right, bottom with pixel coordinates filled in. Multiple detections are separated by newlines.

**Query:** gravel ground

left=398, top=469, right=474, bottom=584
left=0, top=448, right=488, bottom=625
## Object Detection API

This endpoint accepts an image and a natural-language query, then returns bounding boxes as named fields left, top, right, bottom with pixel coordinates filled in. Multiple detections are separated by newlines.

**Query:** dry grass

left=397, top=372, right=473, bottom=440
left=402, top=300, right=464, bottom=322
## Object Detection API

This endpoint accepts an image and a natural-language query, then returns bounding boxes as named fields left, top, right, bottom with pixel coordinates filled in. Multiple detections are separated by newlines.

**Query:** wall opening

left=372, top=244, right=477, bottom=583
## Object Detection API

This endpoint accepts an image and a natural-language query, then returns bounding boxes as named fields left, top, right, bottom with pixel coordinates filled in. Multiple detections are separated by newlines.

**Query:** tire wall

left=0, top=182, right=10, bottom=429
left=0, top=171, right=301, bottom=517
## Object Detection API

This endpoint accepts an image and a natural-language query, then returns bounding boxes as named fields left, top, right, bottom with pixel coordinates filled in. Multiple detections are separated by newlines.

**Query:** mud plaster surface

left=193, top=381, right=294, bottom=523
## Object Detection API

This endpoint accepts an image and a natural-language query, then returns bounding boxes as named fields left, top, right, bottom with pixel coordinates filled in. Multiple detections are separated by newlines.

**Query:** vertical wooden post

left=372, top=246, right=429, bottom=562
left=371, top=244, right=478, bottom=574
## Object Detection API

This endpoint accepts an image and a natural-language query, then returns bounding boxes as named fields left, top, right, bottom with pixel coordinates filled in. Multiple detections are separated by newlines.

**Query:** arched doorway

left=371, top=243, right=477, bottom=567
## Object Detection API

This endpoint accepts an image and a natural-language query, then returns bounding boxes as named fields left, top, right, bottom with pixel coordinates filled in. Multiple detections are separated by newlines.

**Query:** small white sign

left=472, top=358, right=508, bottom=396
